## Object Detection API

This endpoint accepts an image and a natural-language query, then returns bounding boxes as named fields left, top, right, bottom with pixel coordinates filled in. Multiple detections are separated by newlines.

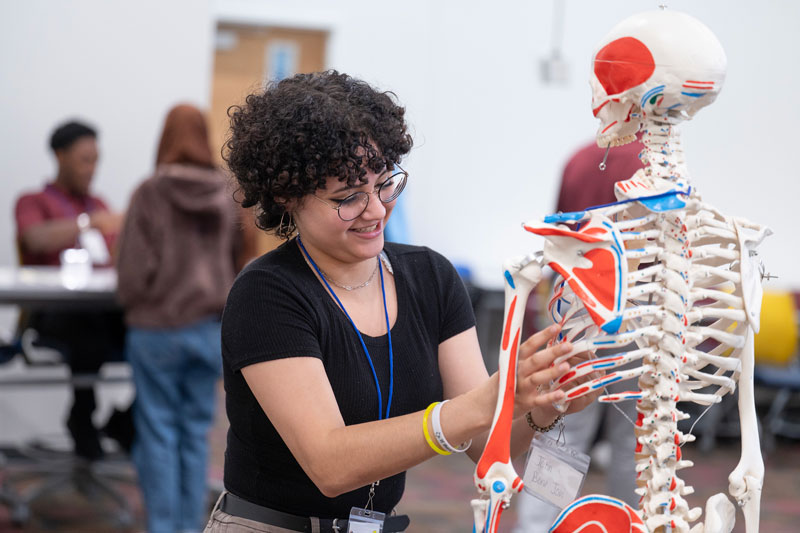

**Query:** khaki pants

left=204, top=492, right=326, bottom=533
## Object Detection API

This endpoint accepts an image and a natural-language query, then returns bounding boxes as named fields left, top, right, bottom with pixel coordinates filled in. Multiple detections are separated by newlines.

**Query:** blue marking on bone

left=638, top=190, right=687, bottom=212
left=681, top=91, right=705, bottom=98
left=641, top=85, right=665, bottom=107
left=601, top=315, right=623, bottom=334
left=595, top=362, right=617, bottom=369
left=504, top=270, right=515, bottom=289
left=610, top=231, right=625, bottom=310
left=492, top=480, right=506, bottom=494
left=544, top=211, right=587, bottom=223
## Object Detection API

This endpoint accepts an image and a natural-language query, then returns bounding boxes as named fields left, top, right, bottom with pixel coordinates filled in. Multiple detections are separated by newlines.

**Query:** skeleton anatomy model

left=472, top=9, right=769, bottom=533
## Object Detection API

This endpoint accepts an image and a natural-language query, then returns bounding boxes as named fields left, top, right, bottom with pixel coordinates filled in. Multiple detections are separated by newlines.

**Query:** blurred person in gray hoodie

left=116, top=104, right=241, bottom=533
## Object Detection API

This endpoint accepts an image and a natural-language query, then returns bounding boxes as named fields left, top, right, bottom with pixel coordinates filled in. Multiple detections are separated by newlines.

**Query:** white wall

left=215, top=0, right=800, bottom=289
left=0, top=0, right=214, bottom=266
left=2, top=0, right=798, bottom=291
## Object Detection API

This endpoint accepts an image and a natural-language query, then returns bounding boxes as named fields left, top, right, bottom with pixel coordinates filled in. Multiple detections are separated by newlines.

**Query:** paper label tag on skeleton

left=522, top=432, right=590, bottom=509
left=347, top=507, right=384, bottom=533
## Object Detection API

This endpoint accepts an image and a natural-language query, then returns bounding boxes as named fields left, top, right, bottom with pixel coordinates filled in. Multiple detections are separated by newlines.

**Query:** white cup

left=59, top=248, right=92, bottom=289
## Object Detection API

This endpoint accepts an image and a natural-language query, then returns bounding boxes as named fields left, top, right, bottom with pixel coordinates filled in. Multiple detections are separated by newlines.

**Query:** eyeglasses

left=311, top=165, right=408, bottom=221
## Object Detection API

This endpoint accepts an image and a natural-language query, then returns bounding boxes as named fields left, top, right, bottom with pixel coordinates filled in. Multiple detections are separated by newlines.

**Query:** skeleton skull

left=590, top=9, right=727, bottom=147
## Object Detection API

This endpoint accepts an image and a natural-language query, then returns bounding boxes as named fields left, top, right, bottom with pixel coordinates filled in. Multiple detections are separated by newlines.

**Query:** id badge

left=78, top=228, right=110, bottom=265
left=521, top=431, right=590, bottom=509
left=347, top=507, right=384, bottom=533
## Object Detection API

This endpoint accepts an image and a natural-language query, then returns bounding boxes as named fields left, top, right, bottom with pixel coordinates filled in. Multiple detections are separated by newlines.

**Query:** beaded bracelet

left=526, top=411, right=564, bottom=433
left=422, top=402, right=451, bottom=455
left=432, top=400, right=471, bottom=453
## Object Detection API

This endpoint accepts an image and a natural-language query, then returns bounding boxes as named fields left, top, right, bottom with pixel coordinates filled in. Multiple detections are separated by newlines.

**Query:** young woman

left=206, top=70, right=592, bottom=532
left=117, top=104, right=241, bottom=533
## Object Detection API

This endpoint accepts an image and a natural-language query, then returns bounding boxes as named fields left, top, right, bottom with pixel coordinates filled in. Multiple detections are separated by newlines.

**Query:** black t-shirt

left=221, top=239, right=476, bottom=518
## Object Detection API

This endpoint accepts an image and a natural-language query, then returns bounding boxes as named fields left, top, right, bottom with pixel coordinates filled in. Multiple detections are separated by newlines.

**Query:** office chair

left=0, top=326, right=135, bottom=527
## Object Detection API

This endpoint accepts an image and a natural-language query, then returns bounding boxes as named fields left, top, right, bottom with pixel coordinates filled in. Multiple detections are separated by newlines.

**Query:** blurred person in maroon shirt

left=16, top=121, right=122, bottom=266
left=514, top=135, right=645, bottom=532
left=13, top=121, right=128, bottom=461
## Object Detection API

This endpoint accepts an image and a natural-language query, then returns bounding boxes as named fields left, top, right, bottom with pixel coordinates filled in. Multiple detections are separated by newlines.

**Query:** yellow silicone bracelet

left=422, top=402, right=451, bottom=455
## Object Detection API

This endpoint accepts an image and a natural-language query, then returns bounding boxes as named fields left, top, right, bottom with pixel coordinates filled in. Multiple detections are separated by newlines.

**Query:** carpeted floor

left=2, top=381, right=799, bottom=533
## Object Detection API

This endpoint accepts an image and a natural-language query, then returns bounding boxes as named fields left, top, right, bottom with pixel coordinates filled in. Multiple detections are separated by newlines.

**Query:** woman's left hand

left=512, top=325, right=570, bottom=416
left=515, top=326, right=603, bottom=425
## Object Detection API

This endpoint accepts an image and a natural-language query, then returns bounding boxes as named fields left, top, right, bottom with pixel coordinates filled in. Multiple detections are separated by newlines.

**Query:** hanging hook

left=599, top=144, right=611, bottom=171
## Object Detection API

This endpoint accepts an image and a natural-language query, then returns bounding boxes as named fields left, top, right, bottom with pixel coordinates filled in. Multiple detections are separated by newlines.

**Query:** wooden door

left=210, top=24, right=327, bottom=262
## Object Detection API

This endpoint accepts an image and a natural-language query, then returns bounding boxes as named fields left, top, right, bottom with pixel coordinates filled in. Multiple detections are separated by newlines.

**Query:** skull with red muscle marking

left=590, top=9, right=727, bottom=147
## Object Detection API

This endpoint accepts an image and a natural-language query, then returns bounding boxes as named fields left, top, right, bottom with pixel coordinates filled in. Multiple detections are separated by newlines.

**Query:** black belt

left=219, top=492, right=410, bottom=532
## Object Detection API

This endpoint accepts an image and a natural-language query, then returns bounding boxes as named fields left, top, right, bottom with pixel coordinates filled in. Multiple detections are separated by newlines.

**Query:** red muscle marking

left=502, top=296, right=517, bottom=351
left=583, top=227, right=608, bottom=236
left=489, top=505, right=505, bottom=532
left=594, top=37, right=656, bottom=95
left=593, top=99, right=611, bottom=117
left=525, top=226, right=604, bottom=243
left=624, top=103, right=636, bottom=122
left=601, top=120, right=619, bottom=134
left=628, top=506, right=645, bottom=526
left=551, top=499, right=640, bottom=533
left=573, top=248, right=616, bottom=310
left=558, top=370, right=577, bottom=384
left=568, top=385, right=590, bottom=399
left=476, top=329, right=521, bottom=479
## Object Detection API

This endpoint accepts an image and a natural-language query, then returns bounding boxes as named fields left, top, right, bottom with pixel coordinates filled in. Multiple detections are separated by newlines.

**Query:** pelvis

left=550, top=495, right=646, bottom=533
left=525, top=212, right=628, bottom=334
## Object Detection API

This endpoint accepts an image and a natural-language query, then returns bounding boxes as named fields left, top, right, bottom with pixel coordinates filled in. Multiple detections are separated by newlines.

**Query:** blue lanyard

left=297, top=237, right=394, bottom=420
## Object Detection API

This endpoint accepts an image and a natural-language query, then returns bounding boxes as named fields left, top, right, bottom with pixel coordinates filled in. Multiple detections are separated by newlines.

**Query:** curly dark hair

left=225, top=70, right=413, bottom=237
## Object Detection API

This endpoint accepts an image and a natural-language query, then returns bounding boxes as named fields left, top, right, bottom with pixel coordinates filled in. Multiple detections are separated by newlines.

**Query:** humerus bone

left=472, top=255, right=543, bottom=533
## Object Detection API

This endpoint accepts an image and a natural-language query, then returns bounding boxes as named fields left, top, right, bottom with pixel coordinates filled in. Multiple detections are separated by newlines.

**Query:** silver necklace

left=319, top=257, right=379, bottom=291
